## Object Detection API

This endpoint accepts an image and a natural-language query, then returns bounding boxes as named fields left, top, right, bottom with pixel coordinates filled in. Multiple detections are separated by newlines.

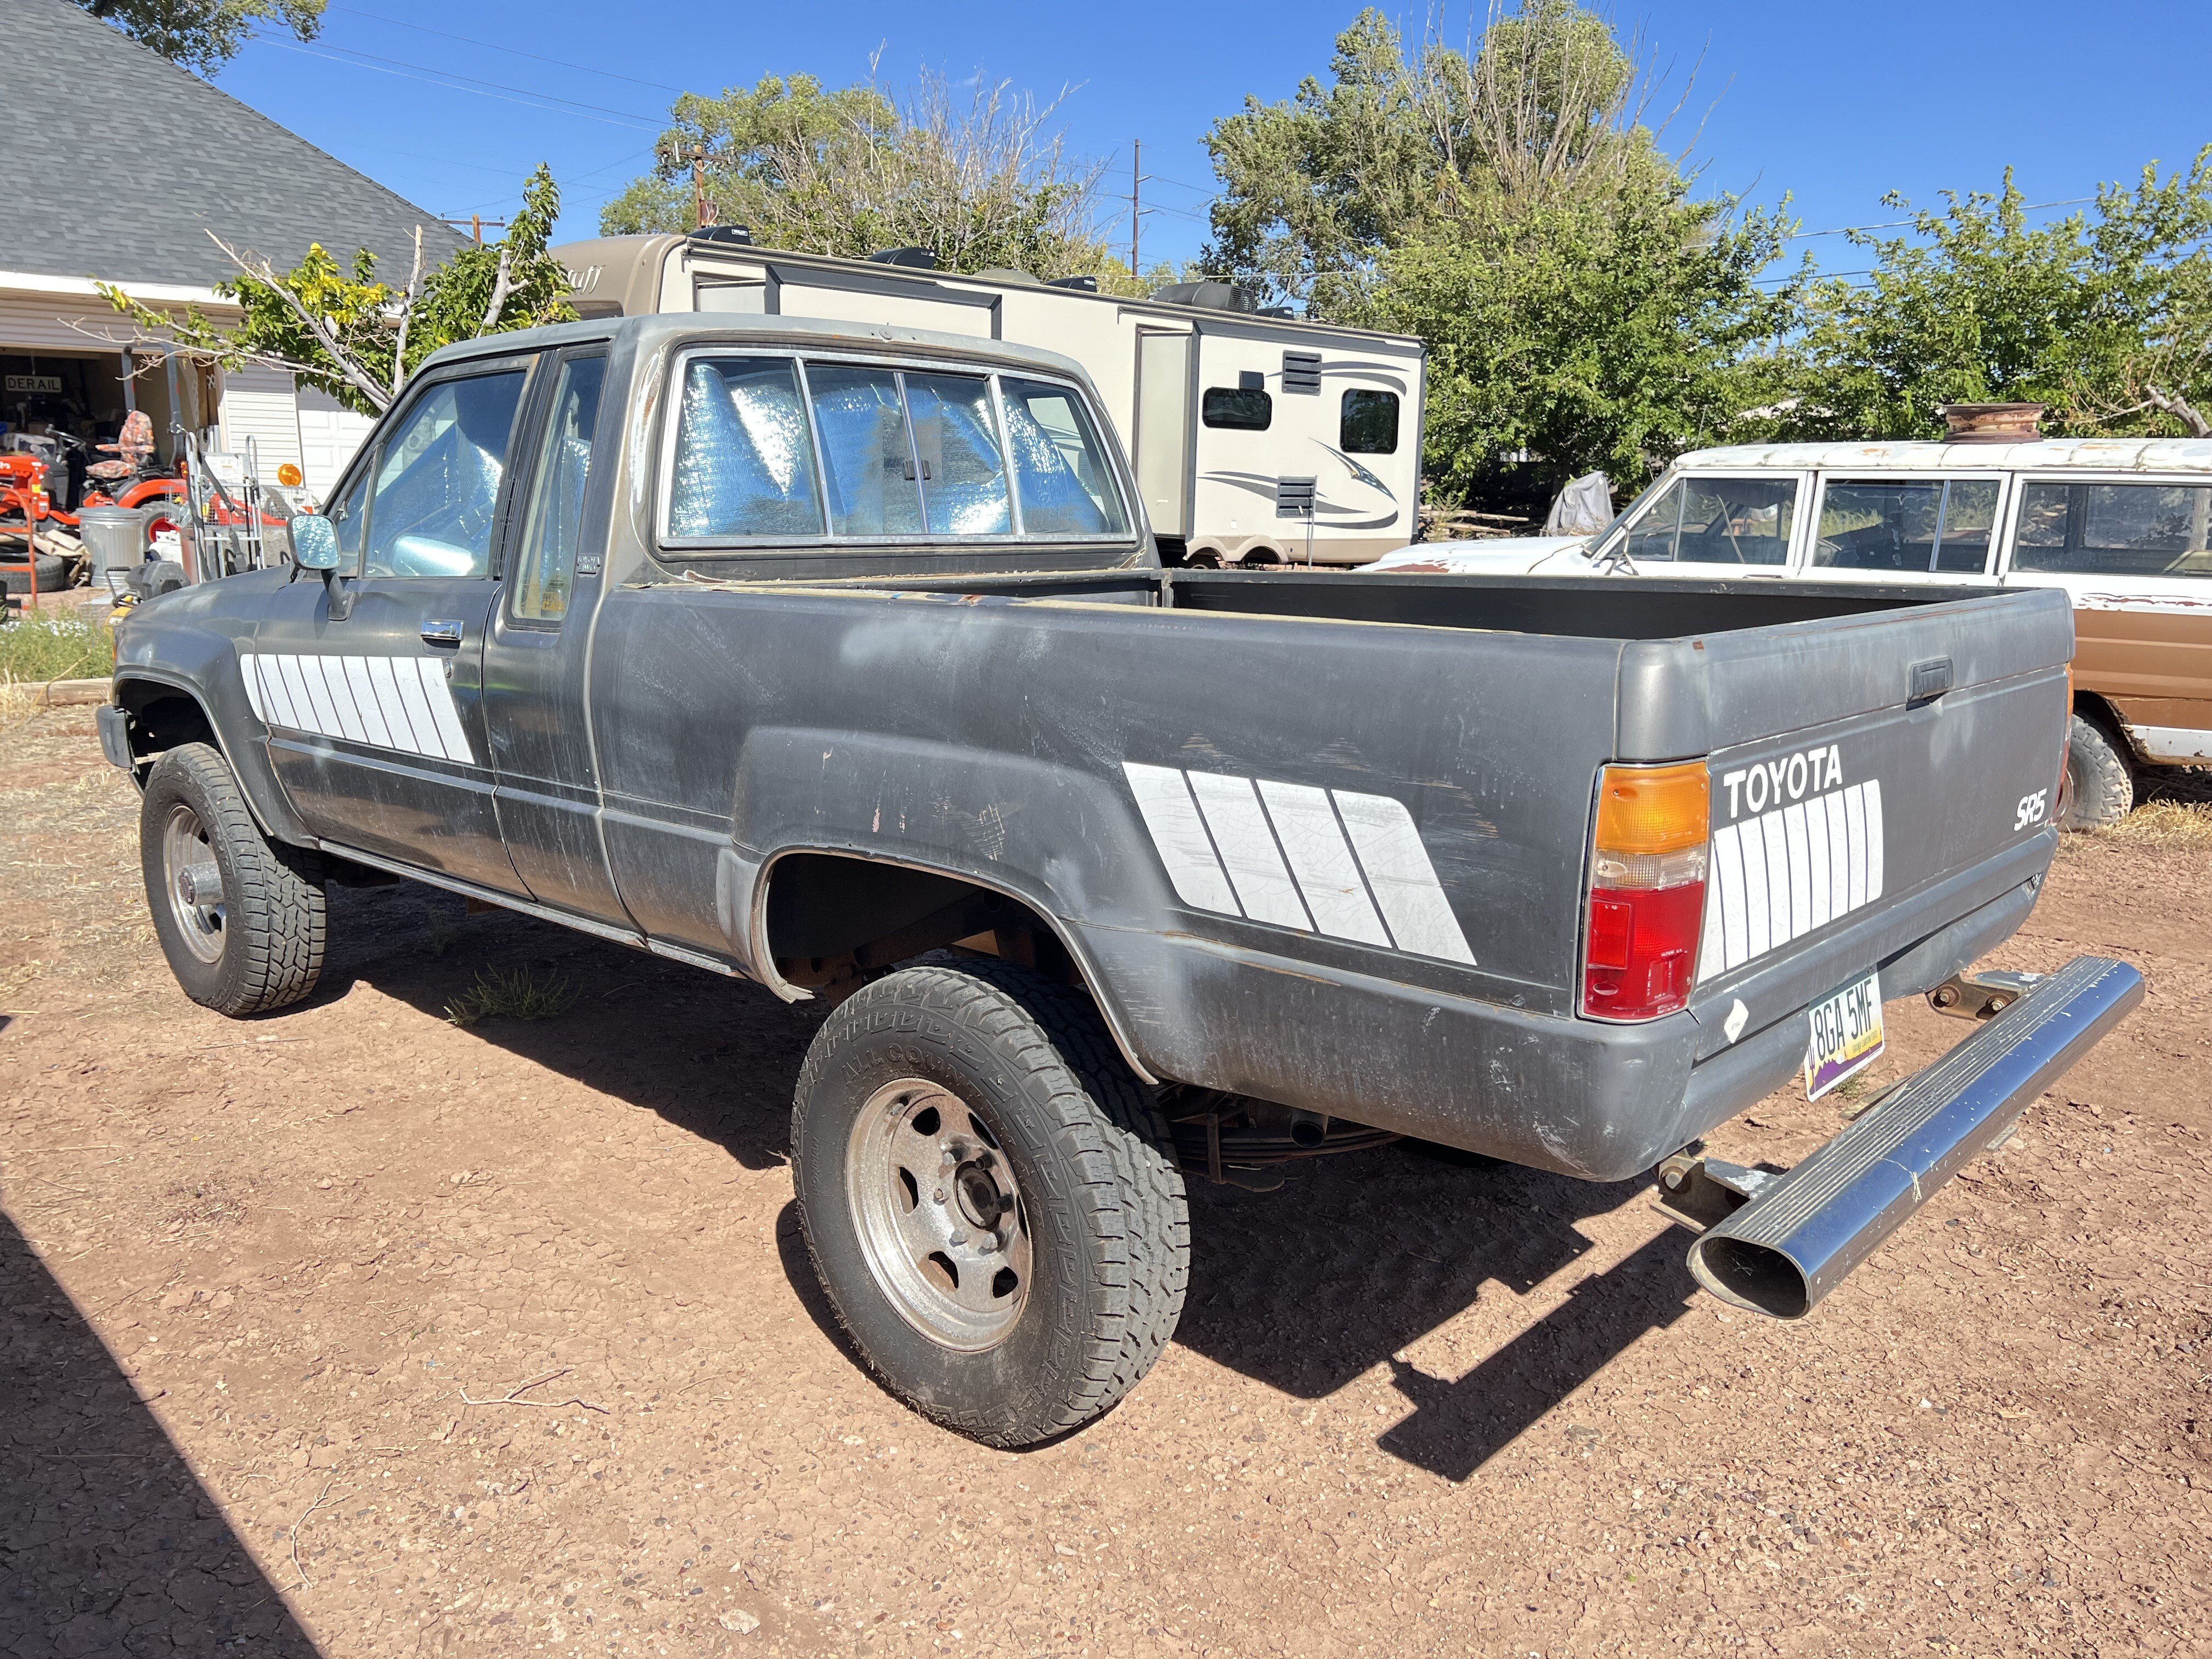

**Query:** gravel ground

left=3, top=705, right=2207, bottom=1658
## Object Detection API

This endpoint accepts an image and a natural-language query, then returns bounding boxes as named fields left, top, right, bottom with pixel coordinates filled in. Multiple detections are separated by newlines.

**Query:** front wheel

left=2059, top=714, right=2134, bottom=830
left=141, top=742, right=326, bottom=1015
left=791, top=957, right=1189, bottom=1447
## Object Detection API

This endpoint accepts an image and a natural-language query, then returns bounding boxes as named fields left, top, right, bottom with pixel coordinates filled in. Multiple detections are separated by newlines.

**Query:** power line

left=326, top=4, right=689, bottom=96
left=1784, top=196, right=2097, bottom=240
left=251, top=37, right=663, bottom=129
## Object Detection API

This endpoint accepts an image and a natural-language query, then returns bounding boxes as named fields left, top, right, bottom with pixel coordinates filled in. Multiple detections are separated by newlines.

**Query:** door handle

left=420, top=619, right=465, bottom=646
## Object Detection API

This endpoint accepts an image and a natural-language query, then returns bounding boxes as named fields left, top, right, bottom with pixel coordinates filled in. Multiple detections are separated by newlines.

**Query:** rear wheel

left=2059, top=714, right=2134, bottom=830
left=141, top=742, right=325, bottom=1015
left=791, top=956, right=1189, bottom=1447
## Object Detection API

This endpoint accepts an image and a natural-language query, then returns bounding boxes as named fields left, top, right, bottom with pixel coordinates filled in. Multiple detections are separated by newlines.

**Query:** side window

left=808, top=364, right=924, bottom=538
left=1340, top=388, right=1398, bottom=454
left=2013, top=482, right=2212, bottom=578
left=1813, top=478, right=2002, bottom=574
left=1621, top=476, right=1794, bottom=565
left=509, top=355, right=606, bottom=622
left=905, top=373, right=1011, bottom=535
left=1001, top=377, right=1130, bottom=538
left=362, top=369, right=527, bottom=579
left=666, top=357, right=824, bottom=540
left=1201, top=386, right=1272, bottom=430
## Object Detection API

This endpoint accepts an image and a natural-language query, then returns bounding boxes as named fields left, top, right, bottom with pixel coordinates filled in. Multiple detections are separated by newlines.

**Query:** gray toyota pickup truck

left=102, top=315, right=2141, bottom=1446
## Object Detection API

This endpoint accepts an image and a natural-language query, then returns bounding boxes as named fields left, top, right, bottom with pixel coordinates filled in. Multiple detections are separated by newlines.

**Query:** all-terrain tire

left=791, top=956, right=1189, bottom=1447
left=141, top=742, right=325, bottom=1015
left=2059, top=714, right=2134, bottom=831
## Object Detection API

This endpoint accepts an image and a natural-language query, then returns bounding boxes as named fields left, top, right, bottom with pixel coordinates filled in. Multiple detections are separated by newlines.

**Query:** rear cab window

left=660, top=348, right=1130, bottom=549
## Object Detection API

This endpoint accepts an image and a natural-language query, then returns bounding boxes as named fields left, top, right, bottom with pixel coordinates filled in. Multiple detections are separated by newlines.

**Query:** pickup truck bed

left=104, top=314, right=2137, bottom=1445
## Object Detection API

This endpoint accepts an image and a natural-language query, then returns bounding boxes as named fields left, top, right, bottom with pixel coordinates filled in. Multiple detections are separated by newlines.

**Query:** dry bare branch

left=393, top=223, right=424, bottom=385
left=459, top=1365, right=608, bottom=1413
left=2147, top=383, right=2212, bottom=437
left=475, top=247, right=515, bottom=337
left=206, top=232, right=394, bottom=412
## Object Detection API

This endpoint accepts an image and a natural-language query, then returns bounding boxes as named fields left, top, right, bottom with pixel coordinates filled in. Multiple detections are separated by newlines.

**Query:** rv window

left=2013, top=482, right=2212, bottom=578
left=808, top=364, right=925, bottom=538
left=1001, top=377, right=1129, bottom=538
left=1201, top=387, right=1272, bottom=431
left=665, top=357, right=825, bottom=540
left=905, top=372, right=1012, bottom=535
left=1340, top=389, right=1398, bottom=454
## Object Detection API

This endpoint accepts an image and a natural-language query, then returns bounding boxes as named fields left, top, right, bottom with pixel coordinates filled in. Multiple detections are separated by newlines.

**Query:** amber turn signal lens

left=1593, top=761, right=1709, bottom=857
left=277, top=462, right=304, bottom=487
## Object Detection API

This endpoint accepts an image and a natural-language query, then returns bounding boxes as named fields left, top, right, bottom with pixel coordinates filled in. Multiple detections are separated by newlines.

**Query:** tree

left=77, top=0, right=325, bottom=75
left=1203, top=4, right=1793, bottom=505
left=91, top=166, right=575, bottom=416
left=1785, top=153, right=2212, bottom=440
left=601, top=68, right=1138, bottom=286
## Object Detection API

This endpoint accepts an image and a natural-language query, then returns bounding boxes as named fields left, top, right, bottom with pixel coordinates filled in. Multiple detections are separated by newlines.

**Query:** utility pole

left=1130, top=140, right=1141, bottom=278
left=666, top=140, right=713, bottom=228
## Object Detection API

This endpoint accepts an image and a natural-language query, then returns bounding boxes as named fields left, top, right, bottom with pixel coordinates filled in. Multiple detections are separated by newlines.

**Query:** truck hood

left=1359, top=536, right=1593, bottom=574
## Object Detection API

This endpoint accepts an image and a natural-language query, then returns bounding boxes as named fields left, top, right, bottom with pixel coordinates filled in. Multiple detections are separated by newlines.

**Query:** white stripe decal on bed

left=1122, top=762, right=1475, bottom=965
left=1697, top=780, right=1887, bottom=983
left=238, top=650, right=476, bottom=766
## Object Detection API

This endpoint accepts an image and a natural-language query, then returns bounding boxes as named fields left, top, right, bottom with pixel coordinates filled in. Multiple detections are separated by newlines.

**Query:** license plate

left=1804, top=971, right=1885, bottom=1100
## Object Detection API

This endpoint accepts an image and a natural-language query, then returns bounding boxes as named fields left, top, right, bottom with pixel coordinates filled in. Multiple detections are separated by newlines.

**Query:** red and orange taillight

left=1582, top=761, right=1709, bottom=1021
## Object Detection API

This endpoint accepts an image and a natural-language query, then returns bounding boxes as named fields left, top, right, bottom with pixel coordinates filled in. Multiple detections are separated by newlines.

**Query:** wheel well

left=761, top=853, right=1077, bottom=1000
left=1235, top=545, right=1283, bottom=567
left=114, top=681, right=218, bottom=774
left=2072, top=690, right=2137, bottom=755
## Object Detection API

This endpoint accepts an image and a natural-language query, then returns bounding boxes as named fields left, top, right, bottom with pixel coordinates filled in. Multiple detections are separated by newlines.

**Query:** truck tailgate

left=1617, top=587, right=2076, bottom=1054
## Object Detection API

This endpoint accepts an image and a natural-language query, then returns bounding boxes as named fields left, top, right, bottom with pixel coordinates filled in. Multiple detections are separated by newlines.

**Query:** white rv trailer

left=550, top=233, right=1427, bottom=567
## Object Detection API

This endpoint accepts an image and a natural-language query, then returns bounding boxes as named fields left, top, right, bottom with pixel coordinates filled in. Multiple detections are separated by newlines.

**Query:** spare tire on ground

left=0, top=554, right=72, bottom=597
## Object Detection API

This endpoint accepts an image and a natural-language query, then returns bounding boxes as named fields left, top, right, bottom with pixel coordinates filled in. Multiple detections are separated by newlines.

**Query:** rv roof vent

left=972, top=267, right=1042, bottom=286
left=868, top=246, right=939, bottom=269
left=687, top=224, right=754, bottom=246
left=1938, top=402, right=2045, bottom=443
left=1152, top=280, right=1259, bottom=315
left=1047, top=274, right=1100, bottom=292
left=1282, top=351, right=1323, bottom=395
left=1259, top=305, right=1295, bottom=319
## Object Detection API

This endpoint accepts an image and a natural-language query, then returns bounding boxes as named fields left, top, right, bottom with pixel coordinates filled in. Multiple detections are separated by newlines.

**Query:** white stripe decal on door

left=238, top=650, right=476, bottom=766
left=1124, top=763, right=1476, bottom=965
left=1696, top=778, right=1891, bottom=983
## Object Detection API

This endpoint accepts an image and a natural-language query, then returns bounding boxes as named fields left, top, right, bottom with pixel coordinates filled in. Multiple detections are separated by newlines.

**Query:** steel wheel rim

left=161, top=803, right=225, bottom=964
left=846, top=1078, right=1031, bottom=1352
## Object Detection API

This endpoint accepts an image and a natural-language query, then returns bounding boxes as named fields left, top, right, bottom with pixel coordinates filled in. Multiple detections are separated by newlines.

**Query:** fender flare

left=111, top=668, right=315, bottom=847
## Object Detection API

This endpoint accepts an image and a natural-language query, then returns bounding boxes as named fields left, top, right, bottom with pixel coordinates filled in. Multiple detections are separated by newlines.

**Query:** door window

left=362, top=370, right=528, bottom=579
left=1812, top=478, right=2000, bottom=574
left=2012, top=481, right=2212, bottom=578
left=666, top=358, right=825, bottom=540
left=905, top=373, right=1011, bottom=535
left=509, top=356, right=606, bottom=622
left=1340, top=389, right=1399, bottom=454
left=1620, top=476, right=1795, bottom=565
left=1001, top=377, right=1128, bottom=537
left=808, top=364, right=925, bottom=538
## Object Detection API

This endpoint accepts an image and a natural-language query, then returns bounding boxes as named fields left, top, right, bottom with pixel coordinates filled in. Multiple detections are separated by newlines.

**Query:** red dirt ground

left=3, top=704, right=2207, bottom=1658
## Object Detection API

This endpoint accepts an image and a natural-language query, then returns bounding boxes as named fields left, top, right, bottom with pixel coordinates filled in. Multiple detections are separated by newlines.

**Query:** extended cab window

left=1812, top=478, right=1999, bottom=574
left=1621, top=475, right=1795, bottom=566
left=362, top=370, right=527, bottom=579
left=1001, top=377, right=1128, bottom=537
left=510, top=354, right=606, bottom=621
left=666, top=358, right=825, bottom=540
left=2013, top=482, right=2212, bottom=578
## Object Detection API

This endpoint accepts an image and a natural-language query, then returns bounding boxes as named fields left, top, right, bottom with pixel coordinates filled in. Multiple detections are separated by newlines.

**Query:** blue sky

left=215, top=0, right=2212, bottom=275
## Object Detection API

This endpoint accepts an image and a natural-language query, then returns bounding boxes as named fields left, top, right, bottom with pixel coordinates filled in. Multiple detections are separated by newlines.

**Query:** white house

left=5, top=0, right=466, bottom=495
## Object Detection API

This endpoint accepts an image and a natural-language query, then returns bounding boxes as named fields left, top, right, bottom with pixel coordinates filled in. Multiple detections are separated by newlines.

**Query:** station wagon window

left=363, top=369, right=528, bottom=579
left=1812, top=478, right=2000, bottom=574
left=1620, top=475, right=1794, bottom=565
left=2012, top=481, right=2212, bottom=578
left=665, top=358, right=825, bottom=539
left=1201, top=386, right=1272, bottom=430
left=510, top=354, right=605, bottom=621
left=1340, top=388, right=1399, bottom=454
left=1001, top=377, right=1128, bottom=537
left=904, top=372, right=1011, bottom=535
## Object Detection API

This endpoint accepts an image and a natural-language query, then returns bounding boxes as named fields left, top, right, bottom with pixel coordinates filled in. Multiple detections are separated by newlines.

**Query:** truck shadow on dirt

left=0, top=1207, right=323, bottom=1656
left=326, top=884, right=1703, bottom=1483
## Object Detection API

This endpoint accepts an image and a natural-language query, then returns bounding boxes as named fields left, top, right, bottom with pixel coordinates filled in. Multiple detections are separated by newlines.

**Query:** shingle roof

left=11, top=0, right=468, bottom=290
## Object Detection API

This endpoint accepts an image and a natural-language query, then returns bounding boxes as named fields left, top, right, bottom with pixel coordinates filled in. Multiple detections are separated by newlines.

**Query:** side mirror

left=291, top=513, right=341, bottom=571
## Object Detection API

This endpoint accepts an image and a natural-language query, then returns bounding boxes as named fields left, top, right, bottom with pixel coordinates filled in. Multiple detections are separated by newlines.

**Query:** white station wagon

left=1371, top=437, right=2212, bottom=827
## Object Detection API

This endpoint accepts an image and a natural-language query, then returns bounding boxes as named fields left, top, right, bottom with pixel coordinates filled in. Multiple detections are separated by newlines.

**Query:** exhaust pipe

left=1675, top=955, right=2142, bottom=1319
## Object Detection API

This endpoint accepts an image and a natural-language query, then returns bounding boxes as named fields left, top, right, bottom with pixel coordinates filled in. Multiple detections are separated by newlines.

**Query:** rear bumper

left=1075, top=860, right=2049, bottom=1182
left=1680, top=954, right=2143, bottom=1318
